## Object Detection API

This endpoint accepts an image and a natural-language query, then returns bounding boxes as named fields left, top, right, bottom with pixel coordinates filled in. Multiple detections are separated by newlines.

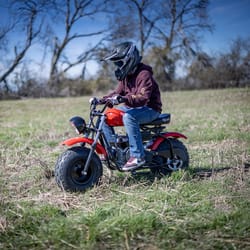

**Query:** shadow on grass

left=120, top=161, right=250, bottom=186
left=191, top=161, right=250, bottom=179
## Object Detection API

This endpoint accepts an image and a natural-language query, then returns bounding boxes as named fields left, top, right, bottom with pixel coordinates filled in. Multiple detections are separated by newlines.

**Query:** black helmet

left=102, top=42, right=142, bottom=80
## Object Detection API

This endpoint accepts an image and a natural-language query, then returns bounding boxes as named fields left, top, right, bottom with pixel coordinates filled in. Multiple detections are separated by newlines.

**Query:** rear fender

left=150, top=132, right=187, bottom=151
left=61, top=137, right=107, bottom=156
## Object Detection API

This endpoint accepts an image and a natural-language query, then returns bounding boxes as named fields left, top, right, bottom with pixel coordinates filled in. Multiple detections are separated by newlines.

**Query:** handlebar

left=89, top=97, right=101, bottom=106
left=89, top=97, right=108, bottom=116
left=88, top=96, right=125, bottom=126
left=89, top=96, right=125, bottom=109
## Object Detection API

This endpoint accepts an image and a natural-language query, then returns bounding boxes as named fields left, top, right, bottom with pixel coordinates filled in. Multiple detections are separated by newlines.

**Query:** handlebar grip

left=89, top=97, right=98, bottom=105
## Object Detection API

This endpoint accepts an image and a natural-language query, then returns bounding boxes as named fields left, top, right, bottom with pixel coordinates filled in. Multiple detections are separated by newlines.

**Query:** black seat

left=142, top=113, right=171, bottom=126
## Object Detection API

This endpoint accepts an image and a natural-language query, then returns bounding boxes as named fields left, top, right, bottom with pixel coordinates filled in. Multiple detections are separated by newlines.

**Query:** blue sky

left=202, top=0, right=250, bottom=54
left=0, top=0, right=250, bottom=78
left=1, top=0, right=249, bottom=52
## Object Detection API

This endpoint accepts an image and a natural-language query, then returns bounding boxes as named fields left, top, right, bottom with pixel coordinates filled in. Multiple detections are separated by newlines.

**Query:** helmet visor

left=114, top=60, right=124, bottom=67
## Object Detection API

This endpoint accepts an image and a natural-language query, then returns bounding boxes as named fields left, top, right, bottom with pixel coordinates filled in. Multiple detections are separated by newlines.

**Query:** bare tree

left=48, top=0, right=108, bottom=87
left=148, top=0, right=213, bottom=87
left=155, top=0, right=212, bottom=53
left=215, top=37, right=250, bottom=87
left=127, top=0, right=159, bottom=56
left=107, top=0, right=159, bottom=56
left=187, top=52, right=214, bottom=89
left=186, top=37, right=250, bottom=89
left=104, top=0, right=212, bottom=89
left=0, top=1, right=43, bottom=91
left=0, top=22, right=15, bottom=51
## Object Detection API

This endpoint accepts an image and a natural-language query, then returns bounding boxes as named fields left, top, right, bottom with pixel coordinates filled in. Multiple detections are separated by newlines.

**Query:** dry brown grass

left=0, top=89, right=249, bottom=249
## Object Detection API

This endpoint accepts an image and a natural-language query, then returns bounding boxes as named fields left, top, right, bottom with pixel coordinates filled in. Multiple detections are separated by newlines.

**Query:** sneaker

left=100, top=155, right=106, bottom=161
left=122, top=157, right=145, bottom=171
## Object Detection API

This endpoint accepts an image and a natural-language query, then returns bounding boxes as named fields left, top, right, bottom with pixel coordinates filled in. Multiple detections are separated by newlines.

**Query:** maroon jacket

left=104, top=63, right=162, bottom=113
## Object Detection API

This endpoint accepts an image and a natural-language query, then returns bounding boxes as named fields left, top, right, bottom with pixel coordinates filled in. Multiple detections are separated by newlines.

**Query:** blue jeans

left=103, top=106, right=160, bottom=159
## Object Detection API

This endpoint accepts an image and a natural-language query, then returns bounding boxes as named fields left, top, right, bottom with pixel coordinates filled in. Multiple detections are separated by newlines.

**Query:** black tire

left=55, top=146, right=103, bottom=192
left=151, top=139, right=189, bottom=176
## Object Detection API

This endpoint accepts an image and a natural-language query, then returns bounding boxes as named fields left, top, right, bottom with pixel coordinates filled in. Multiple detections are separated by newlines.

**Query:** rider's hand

left=105, top=98, right=115, bottom=108
left=111, top=95, right=120, bottom=105
left=105, top=95, right=123, bottom=107
left=98, top=95, right=127, bottom=108
left=97, top=98, right=107, bottom=104
left=112, top=95, right=126, bottom=104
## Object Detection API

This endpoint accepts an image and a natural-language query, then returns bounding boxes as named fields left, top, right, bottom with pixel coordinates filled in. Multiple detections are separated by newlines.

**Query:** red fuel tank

left=105, top=108, right=124, bottom=126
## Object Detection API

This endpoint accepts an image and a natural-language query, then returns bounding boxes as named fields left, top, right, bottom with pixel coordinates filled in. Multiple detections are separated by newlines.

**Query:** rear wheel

left=55, top=146, right=103, bottom=192
left=151, top=139, right=189, bottom=176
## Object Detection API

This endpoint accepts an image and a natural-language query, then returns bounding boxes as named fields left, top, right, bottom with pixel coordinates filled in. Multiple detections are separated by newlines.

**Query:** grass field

left=0, top=88, right=249, bottom=249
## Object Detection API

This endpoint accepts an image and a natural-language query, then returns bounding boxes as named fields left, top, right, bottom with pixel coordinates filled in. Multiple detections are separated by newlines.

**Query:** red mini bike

left=55, top=97, right=189, bottom=192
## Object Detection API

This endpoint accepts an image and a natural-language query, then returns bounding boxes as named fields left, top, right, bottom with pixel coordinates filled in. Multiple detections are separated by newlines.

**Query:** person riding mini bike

left=99, top=42, right=162, bottom=171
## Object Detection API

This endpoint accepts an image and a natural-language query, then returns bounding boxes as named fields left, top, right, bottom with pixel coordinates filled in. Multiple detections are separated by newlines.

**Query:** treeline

left=0, top=0, right=249, bottom=99
left=175, top=37, right=250, bottom=90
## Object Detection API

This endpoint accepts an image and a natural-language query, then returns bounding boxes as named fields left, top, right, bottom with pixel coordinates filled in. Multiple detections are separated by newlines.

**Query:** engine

left=114, top=135, right=130, bottom=166
left=113, top=134, right=152, bottom=166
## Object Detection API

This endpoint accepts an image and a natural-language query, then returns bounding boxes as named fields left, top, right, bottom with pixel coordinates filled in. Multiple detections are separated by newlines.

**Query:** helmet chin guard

left=114, top=68, right=125, bottom=81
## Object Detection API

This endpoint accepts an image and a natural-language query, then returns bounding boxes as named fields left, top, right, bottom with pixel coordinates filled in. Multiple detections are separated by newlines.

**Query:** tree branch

left=0, top=2, right=40, bottom=84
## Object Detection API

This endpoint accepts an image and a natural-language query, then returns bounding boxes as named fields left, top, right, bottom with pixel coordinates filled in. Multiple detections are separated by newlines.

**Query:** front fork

left=81, top=115, right=106, bottom=175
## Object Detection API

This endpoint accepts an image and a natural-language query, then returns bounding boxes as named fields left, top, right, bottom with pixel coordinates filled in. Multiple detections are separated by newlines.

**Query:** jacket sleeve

left=102, top=81, right=125, bottom=99
left=125, top=70, right=153, bottom=107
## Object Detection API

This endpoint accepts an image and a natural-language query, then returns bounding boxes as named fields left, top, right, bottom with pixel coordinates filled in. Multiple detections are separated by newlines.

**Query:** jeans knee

left=123, top=112, right=135, bottom=125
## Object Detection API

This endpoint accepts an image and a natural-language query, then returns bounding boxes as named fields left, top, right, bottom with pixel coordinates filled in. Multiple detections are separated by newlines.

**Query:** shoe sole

left=122, top=161, right=145, bottom=171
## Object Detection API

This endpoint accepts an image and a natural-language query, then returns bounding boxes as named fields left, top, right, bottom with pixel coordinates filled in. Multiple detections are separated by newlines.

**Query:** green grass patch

left=0, top=88, right=249, bottom=249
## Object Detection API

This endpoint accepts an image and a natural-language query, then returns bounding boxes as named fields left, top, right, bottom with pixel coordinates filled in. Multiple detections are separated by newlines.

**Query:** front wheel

left=151, top=138, right=189, bottom=176
left=55, top=146, right=103, bottom=192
